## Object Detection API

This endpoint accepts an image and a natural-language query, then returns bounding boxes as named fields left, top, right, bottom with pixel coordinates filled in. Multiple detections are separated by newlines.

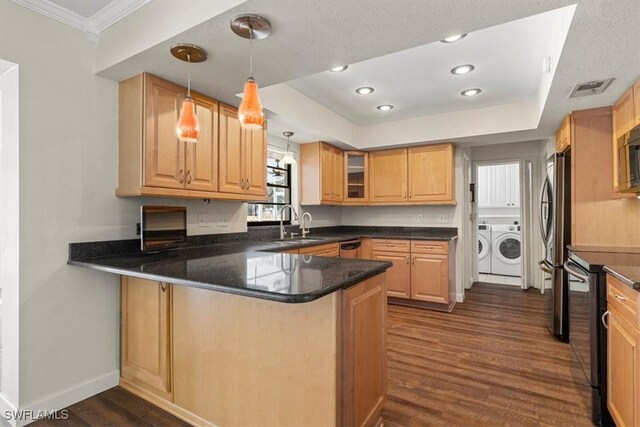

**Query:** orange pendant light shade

left=238, top=77, right=264, bottom=129
left=177, top=96, right=200, bottom=143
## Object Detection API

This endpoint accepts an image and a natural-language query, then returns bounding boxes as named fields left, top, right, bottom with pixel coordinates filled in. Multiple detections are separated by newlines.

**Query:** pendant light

left=171, top=44, right=208, bottom=142
left=281, top=131, right=296, bottom=165
left=231, top=14, right=271, bottom=130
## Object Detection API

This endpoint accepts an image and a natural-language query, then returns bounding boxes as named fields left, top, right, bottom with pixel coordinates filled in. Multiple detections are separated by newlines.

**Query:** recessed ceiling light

left=330, top=65, right=348, bottom=72
left=461, top=88, right=482, bottom=96
left=441, top=34, right=467, bottom=43
left=355, top=86, right=375, bottom=95
left=377, top=104, right=394, bottom=111
left=451, top=64, right=475, bottom=75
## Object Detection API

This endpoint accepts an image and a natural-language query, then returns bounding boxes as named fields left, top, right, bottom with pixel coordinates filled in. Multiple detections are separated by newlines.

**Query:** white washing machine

left=478, top=224, right=491, bottom=274
left=491, top=224, right=521, bottom=276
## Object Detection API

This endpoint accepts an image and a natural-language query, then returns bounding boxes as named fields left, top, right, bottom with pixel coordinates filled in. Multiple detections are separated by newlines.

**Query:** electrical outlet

left=217, top=215, right=229, bottom=228
left=438, top=215, right=449, bottom=224
left=197, top=213, right=209, bottom=227
left=415, top=214, right=424, bottom=223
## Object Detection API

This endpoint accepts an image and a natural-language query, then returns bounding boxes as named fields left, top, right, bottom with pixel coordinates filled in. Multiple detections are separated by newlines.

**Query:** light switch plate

left=438, top=215, right=448, bottom=223
left=415, top=214, right=424, bottom=223
left=217, top=215, right=230, bottom=228
left=197, top=213, right=209, bottom=227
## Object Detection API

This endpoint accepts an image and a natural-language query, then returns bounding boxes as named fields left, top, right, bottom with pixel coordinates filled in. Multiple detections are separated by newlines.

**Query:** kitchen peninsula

left=69, top=233, right=396, bottom=427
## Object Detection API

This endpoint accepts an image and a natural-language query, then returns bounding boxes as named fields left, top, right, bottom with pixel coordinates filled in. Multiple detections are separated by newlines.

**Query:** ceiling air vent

left=569, top=78, right=614, bottom=98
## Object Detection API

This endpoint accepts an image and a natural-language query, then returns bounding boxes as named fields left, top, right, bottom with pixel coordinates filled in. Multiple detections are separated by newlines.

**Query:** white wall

left=471, top=139, right=546, bottom=162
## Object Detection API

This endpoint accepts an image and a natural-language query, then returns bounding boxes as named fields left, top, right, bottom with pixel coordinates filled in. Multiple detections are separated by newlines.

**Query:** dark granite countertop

left=569, top=245, right=640, bottom=292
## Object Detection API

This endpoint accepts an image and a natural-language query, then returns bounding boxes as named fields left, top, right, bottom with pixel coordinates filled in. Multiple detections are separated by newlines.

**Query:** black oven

left=617, top=124, right=640, bottom=195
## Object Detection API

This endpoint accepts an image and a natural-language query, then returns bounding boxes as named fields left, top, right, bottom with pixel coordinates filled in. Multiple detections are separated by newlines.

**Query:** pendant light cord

left=249, top=24, right=254, bottom=78
left=187, top=52, right=192, bottom=97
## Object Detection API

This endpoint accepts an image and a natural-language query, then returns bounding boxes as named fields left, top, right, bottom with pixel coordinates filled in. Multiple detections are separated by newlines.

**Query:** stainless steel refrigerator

left=538, top=152, right=571, bottom=342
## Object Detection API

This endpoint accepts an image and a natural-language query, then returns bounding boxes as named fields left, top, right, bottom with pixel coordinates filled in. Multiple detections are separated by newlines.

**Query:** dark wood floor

left=33, top=283, right=592, bottom=426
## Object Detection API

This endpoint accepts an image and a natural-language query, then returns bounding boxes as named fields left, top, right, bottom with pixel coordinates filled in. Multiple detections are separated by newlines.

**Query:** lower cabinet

left=120, top=276, right=173, bottom=402
left=299, top=242, right=340, bottom=257
left=372, top=239, right=454, bottom=311
left=606, top=274, right=640, bottom=427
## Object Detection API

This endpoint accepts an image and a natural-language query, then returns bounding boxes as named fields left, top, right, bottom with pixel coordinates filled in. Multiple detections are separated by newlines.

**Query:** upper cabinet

left=477, top=163, right=520, bottom=208
left=407, top=144, right=454, bottom=203
left=218, top=104, right=267, bottom=196
left=117, top=73, right=267, bottom=202
left=611, top=81, right=639, bottom=197
left=344, top=151, right=368, bottom=204
left=634, top=80, right=640, bottom=127
left=556, top=114, right=571, bottom=153
left=300, top=142, right=343, bottom=205
left=369, top=148, right=408, bottom=203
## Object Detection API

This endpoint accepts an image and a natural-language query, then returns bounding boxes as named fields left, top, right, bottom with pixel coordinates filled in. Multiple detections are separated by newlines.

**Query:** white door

left=509, top=163, right=520, bottom=207
left=477, top=166, right=491, bottom=207
left=491, top=164, right=510, bottom=207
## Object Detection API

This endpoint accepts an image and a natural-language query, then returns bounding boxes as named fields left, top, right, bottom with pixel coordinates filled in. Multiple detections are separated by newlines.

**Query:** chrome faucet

left=300, top=212, right=313, bottom=238
left=279, top=204, right=299, bottom=240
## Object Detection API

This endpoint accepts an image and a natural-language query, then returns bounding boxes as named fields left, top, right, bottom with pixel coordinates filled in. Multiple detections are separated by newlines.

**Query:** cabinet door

left=476, top=166, right=491, bottom=208
left=408, top=144, right=454, bottom=202
left=185, top=94, right=218, bottom=192
left=634, top=80, right=640, bottom=127
left=332, top=148, right=344, bottom=201
left=342, top=273, right=386, bottom=427
left=320, top=144, right=334, bottom=201
left=509, top=163, right=520, bottom=207
left=371, top=251, right=410, bottom=299
left=491, top=164, right=511, bottom=207
left=244, top=128, right=267, bottom=196
left=345, top=152, right=368, bottom=203
left=613, top=88, right=634, bottom=139
left=218, top=104, right=245, bottom=194
left=144, top=75, right=186, bottom=189
left=369, top=149, right=408, bottom=202
left=411, top=254, right=449, bottom=304
left=121, top=276, right=172, bottom=401
left=607, top=308, right=640, bottom=427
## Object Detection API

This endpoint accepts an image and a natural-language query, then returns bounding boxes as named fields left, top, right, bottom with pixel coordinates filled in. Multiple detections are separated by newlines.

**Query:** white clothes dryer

left=491, top=224, right=521, bottom=276
left=478, top=224, right=491, bottom=274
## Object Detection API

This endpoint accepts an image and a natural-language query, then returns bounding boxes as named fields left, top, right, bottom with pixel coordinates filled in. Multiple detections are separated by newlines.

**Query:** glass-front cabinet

left=344, top=151, right=368, bottom=204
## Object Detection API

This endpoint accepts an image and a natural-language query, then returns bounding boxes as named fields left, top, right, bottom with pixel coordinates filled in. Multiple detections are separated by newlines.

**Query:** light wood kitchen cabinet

left=120, top=276, right=173, bottom=402
left=408, top=144, right=455, bottom=203
left=410, top=253, right=449, bottom=304
left=344, top=151, right=368, bottom=204
left=299, top=242, right=340, bottom=257
left=218, top=103, right=267, bottom=196
left=613, top=87, right=635, bottom=139
left=369, top=148, right=408, bottom=203
left=634, top=80, right=640, bottom=127
left=341, top=273, right=387, bottom=427
left=371, top=250, right=410, bottom=299
left=606, top=274, right=640, bottom=427
left=117, top=73, right=266, bottom=201
left=300, top=142, right=343, bottom=205
left=555, top=114, right=571, bottom=153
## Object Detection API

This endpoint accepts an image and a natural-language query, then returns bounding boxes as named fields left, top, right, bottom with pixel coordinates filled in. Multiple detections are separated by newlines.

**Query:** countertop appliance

left=339, top=239, right=361, bottom=259
left=478, top=224, right=491, bottom=274
left=539, top=152, right=571, bottom=342
left=565, top=247, right=640, bottom=426
left=140, top=205, right=187, bottom=252
left=491, top=224, right=521, bottom=276
left=616, top=123, right=640, bottom=195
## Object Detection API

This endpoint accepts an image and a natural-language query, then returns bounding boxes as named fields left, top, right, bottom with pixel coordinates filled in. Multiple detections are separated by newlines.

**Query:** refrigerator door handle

left=538, top=260, right=553, bottom=274
left=563, top=260, right=589, bottom=283
left=538, top=177, right=551, bottom=244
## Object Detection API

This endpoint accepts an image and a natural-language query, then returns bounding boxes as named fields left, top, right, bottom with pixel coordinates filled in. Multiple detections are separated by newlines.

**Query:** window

left=248, top=147, right=292, bottom=226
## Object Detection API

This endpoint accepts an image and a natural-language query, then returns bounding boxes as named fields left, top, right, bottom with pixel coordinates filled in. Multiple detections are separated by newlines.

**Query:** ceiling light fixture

left=441, top=34, right=467, bottom=43
left=231, top=14, right=271, bottom=130
left=330, top=65, right=349, bottom=72
left=377, top=104, right=394, bottom=111
left=171, top=44, right=207, bottom=143
left=451, top=64, right=475, bottom=75
left=355, top=86, right=375, bottom=95
left=281, top=131, right=296, bottom=164
left=461, top=88, right=482, bottom=96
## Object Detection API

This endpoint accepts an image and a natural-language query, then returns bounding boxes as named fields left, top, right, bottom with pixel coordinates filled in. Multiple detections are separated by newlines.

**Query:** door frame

left=468, top=156, right=541, bottom=292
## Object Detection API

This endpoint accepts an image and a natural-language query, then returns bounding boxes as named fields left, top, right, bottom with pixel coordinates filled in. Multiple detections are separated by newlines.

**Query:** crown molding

left=90, top=0, right=152, bottom=32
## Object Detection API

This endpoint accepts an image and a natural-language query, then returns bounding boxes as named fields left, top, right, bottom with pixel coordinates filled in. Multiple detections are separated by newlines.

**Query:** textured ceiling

left=47, top=0, right=114, bottom=18
left=98, top=0, right=640, bottom=147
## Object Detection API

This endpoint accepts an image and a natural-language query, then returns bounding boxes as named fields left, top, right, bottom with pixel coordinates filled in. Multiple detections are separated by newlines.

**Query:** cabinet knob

left=241, top=178, right=245, bottom=189
left=186, top=170, right=192, bottom=184
left=246, top=179, right=250, bottom=190
left=160, top=283, right=167, bottom=292
left=614, top=294, right=628, bottom=302
left=178, top=169, right=185, bottom=183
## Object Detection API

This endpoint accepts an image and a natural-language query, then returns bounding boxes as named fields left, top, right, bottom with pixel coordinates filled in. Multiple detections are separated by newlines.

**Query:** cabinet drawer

left=607, top=274, right=639, bottom=326
left=371, top=239, right=411, bottom=253
left=411, top=241, right=448, bottom=254
left=299, top=243, right=340, bottom=257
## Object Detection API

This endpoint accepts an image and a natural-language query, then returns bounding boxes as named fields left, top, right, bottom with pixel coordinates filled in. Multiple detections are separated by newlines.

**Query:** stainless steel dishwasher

left=339, top=239, right=361, bottom=258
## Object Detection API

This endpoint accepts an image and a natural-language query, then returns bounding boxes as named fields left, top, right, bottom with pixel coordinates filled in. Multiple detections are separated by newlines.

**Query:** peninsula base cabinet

left=119, top=273, right=387, bottom=427
left=606, top=275, right=640, bottom=427
left=370, top=239, right=455, bottom=311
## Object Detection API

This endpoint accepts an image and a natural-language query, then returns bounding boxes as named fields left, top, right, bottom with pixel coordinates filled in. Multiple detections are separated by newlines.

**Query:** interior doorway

left=471, top=158, right=536, bottom=290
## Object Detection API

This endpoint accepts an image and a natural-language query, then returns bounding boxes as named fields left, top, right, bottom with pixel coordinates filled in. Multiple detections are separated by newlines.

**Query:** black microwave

left=617, top=124, right=640, bottom=195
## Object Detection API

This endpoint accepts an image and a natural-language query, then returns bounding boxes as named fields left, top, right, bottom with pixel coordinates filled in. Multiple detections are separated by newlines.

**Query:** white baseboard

left=455, top=292, right=465, bottom=303
left=4, top=370, right=119, bottom=427
left=1, top=392, right=19, bottom=427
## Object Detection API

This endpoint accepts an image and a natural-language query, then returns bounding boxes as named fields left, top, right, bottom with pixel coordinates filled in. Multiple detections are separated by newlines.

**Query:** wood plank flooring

left=31, top=283, right=592, bottom=426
